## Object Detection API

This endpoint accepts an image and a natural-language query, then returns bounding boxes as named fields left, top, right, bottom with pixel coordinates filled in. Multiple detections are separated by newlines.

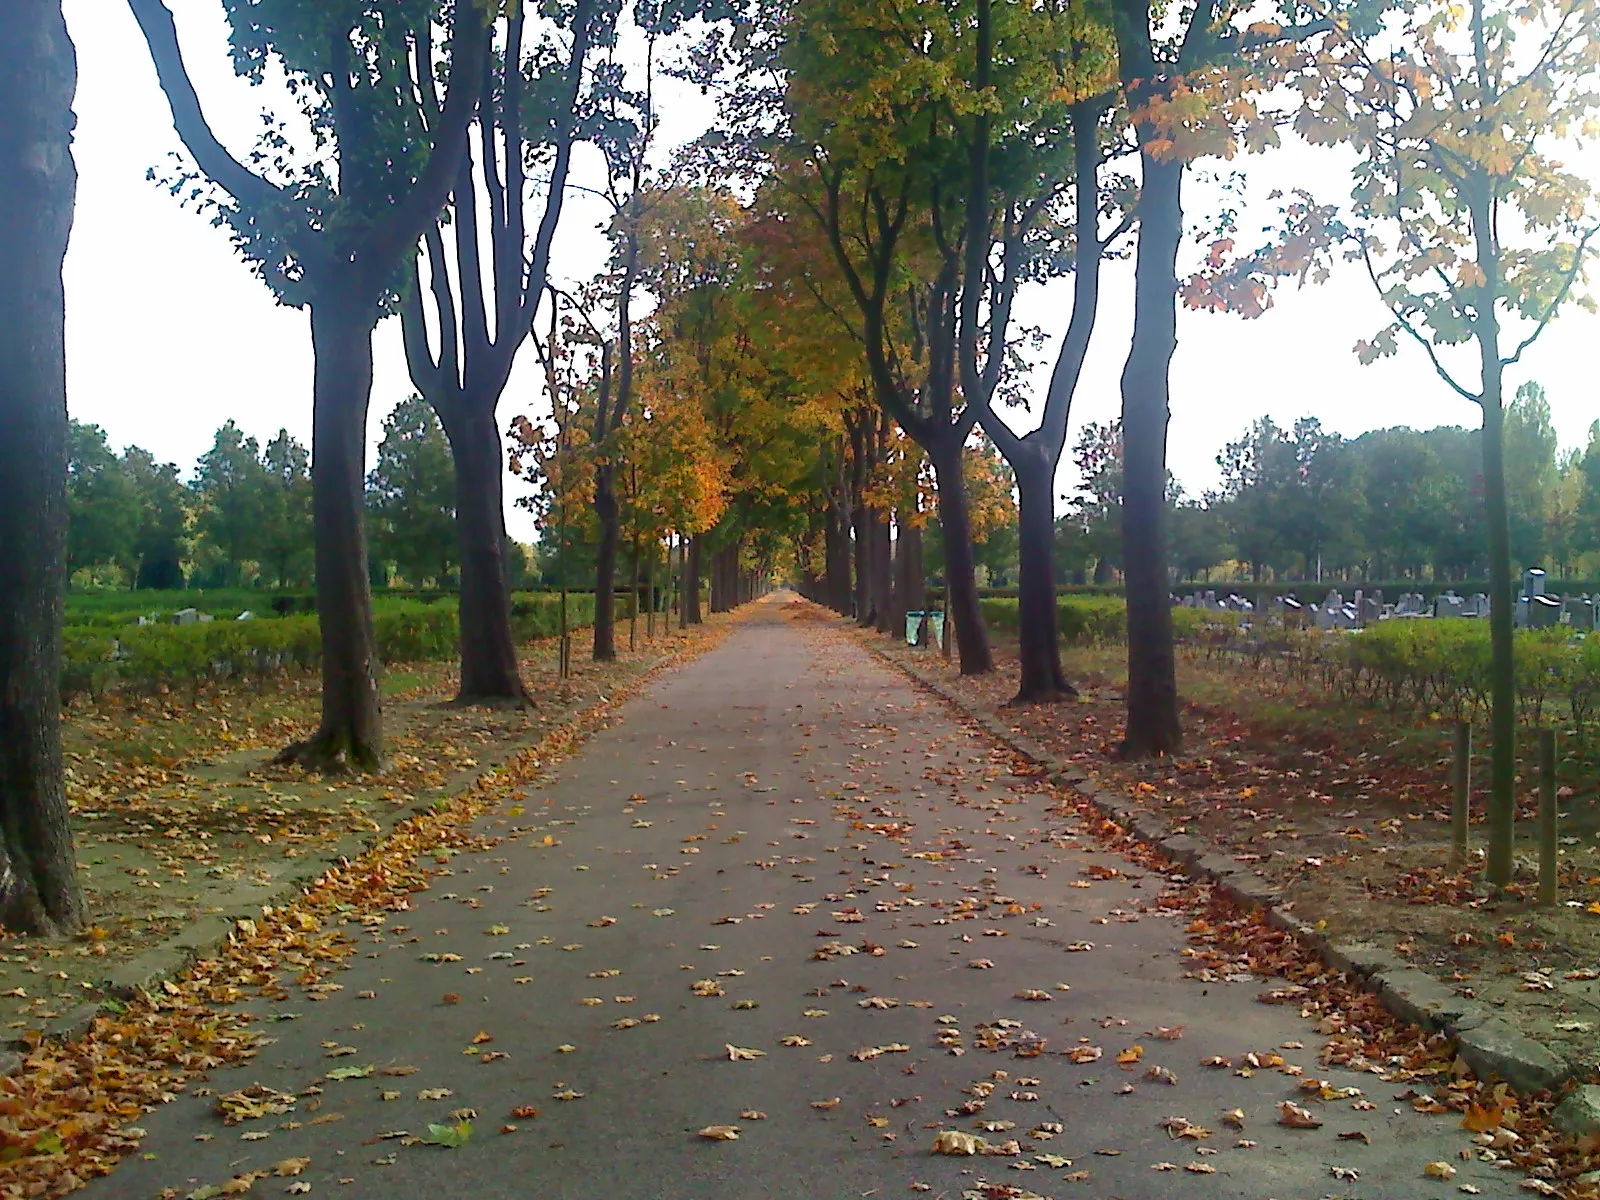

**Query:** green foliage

left=368, top=397, right=458, bottom=586
left=258, top=429, right=314, bottom=587
left=58, top=592, right=606, bottom=700
left=191, top=419, right=269, bottom=585
left=978, top=596, right=1234, bottom=648
left=66, top=422, right=138, bottom=575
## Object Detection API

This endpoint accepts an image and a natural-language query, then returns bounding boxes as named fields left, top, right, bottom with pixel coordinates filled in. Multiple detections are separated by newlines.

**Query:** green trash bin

left=904, top=611, right=924, bottom=645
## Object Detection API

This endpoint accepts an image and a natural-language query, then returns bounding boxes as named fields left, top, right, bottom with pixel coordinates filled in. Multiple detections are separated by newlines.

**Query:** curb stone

left=855, top=631, right=1576, bottom=1098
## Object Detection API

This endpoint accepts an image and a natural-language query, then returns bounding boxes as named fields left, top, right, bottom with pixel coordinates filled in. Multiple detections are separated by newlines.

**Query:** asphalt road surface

left=85, top=594, right=1519, bottom=1200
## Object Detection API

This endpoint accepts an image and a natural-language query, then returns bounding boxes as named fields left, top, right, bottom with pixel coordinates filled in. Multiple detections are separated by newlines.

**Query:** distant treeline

left=65, top=400, right=526, bottom=591
left=1055, top=393, right=1600, bottom=586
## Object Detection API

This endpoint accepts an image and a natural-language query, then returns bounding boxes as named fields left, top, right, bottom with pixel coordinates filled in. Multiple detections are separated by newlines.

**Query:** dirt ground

left=873, top=630, right=1600, bottom=1074
left=0, top=618, right=716, bottom=1040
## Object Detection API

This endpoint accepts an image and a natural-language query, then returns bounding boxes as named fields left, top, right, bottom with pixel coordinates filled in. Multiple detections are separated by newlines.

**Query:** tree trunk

left=1475, top=213, right=1518, bottom=888
left=442, top=401, right=525, bottom=701
left=644, top=547, right=655, bottom=640
left=826, top=500, right=852, bottom=615
left=683, top=535, right=703, bottom=626
left=929, top=443, right=993, bottom=674
left=275, top=293, right=385, bottom=772
left=872, top=509, right=894, bottom=634
left=0, top=0, right=84, bottom=936
left=1117, top=151, right=1183, bottom=758
left=1014, top=453, right=1075, bottom=703
left=851, top=499, right=870, bottom=626
left=592, top=464, right=619, bottom=660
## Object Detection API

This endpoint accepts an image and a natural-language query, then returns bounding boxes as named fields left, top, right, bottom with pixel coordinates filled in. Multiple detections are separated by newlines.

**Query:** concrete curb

left=858, top=633, right=1574, bottom=1097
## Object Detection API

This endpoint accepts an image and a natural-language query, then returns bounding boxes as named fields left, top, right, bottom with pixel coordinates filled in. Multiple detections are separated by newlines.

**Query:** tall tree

left=0, top=0, right=85, bottom=935
left=192, top=419, right=266, bottom=585
left=66, top=422, right=138, bottom=578
left=368, top=398, right=459, bottom=587
left=1578, top=422, right=1600, bottom=563
left=1108, top=0, right=1340, bottom=756
left=128, top=0, right=490, bottom=770
left=259, top=429, right=313, bottom=589
left=1209, top=0, right=1600, bottom=883
left=769, top=0, right=1006, bottom=674
left=1503, top=382, right=1558, bottom=570
left=951, top=0, right=1128, bottom=702
left=402, top=0, right=598, bottom=700
left=122, top=446, right=189, bottom=590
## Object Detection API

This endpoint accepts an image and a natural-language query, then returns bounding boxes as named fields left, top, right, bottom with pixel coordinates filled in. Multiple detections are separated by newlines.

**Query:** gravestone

left=1434, top=592, right=1465, bottom=619
left=1528, top=594, right=1562, bottom=629
left=172, top=608, right=200, bottom=626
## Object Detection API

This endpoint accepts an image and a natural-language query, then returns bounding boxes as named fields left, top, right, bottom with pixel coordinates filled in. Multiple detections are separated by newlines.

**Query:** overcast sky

left=62, top=1, right=1600, bottom=543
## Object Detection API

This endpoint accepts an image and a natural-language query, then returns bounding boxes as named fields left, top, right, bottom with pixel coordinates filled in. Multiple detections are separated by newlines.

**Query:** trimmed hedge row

left=978, top=596, right=1228, bottom=646
left=61, top=593, right=608, bottom=700
left=968, top=579, right=1600, bottom=610
left=1240, top=620, right=1600, bottom=733
left=981, top=594, right=1599, bottom=736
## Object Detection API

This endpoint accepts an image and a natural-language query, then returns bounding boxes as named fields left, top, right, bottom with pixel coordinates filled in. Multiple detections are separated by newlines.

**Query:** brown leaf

left=1277, top=1101, right=1322, bottom=1130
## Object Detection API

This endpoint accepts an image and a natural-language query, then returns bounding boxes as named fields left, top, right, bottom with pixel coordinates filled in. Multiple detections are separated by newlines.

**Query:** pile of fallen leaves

left=0, top=614, right=739, bottom=1199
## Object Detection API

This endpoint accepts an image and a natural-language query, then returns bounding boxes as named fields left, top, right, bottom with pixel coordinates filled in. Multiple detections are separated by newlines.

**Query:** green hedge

left=61, top=593, right=613, bottom=700
left=968, top=580, right=1600, bottom=610
left=1266, top=620, right=1600, bottom=732
left=979, top=596, right=1235, bottom=646
left=978, top=594, right=1598, bottom=737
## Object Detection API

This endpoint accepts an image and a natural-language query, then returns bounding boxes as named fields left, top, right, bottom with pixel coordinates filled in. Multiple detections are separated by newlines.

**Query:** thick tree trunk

left=442, top=402, right=525, bottom=701
left=683, top=535, right=703, bottom=626
left=851, top=498, right=870, bottom=626
left=872, top=509, right=894, bottom=634
left=274, top=295, right=385, bottom=771
left=1117, top=151, right=1183, bottom=758
left=826, top=501, right=852, bottom=615
left=592, top=464, right=619, bottom=660
left=0, top=1, right=85, bottom=936
left=1014, top=453, right=1075, bottom=703
left=929, top=444, right=993, bottom=675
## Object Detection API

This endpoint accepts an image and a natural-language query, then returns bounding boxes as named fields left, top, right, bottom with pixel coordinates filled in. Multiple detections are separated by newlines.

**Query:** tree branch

left=125, top=0, right=288, bottom=219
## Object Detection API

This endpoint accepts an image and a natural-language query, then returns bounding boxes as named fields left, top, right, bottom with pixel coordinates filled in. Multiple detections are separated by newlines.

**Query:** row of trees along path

left=4, top=0, right=1599, bottom=936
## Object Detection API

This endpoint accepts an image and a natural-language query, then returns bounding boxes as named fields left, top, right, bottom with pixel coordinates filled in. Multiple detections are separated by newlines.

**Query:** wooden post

left=1538, top=727, right=1558, bottom=907
left=1451, top=722, right=1471, bottom=865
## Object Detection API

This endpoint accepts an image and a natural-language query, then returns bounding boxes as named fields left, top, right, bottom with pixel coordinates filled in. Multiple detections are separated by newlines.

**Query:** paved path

left=89, top=596, right=1517, bottom=1200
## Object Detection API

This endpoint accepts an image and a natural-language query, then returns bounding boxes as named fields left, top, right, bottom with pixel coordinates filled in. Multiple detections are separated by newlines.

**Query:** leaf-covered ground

left=0, top=618, right=713, bottom=1041
left=874, top=629, right=1600, bottom=1074
left=7, top=594, right=1592, bottom=1198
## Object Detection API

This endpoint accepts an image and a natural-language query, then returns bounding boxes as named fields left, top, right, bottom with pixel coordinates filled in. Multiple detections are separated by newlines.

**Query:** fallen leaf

left=420, top=1121, right=472, bottom=1149
left=697, top=1125, right=741, bottom=1141
left=933, top=1130, right=986, bottom=1156
left=726, top=1044, right=766, bottom=1061
left=1277, top=1101, right=1322, bottom=1130
left=1424, top=1162, right=1457, bottom=1180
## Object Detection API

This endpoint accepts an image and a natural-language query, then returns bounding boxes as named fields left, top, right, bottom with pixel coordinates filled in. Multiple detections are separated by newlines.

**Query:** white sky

left=62, top=1, right=1600, bottom=544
